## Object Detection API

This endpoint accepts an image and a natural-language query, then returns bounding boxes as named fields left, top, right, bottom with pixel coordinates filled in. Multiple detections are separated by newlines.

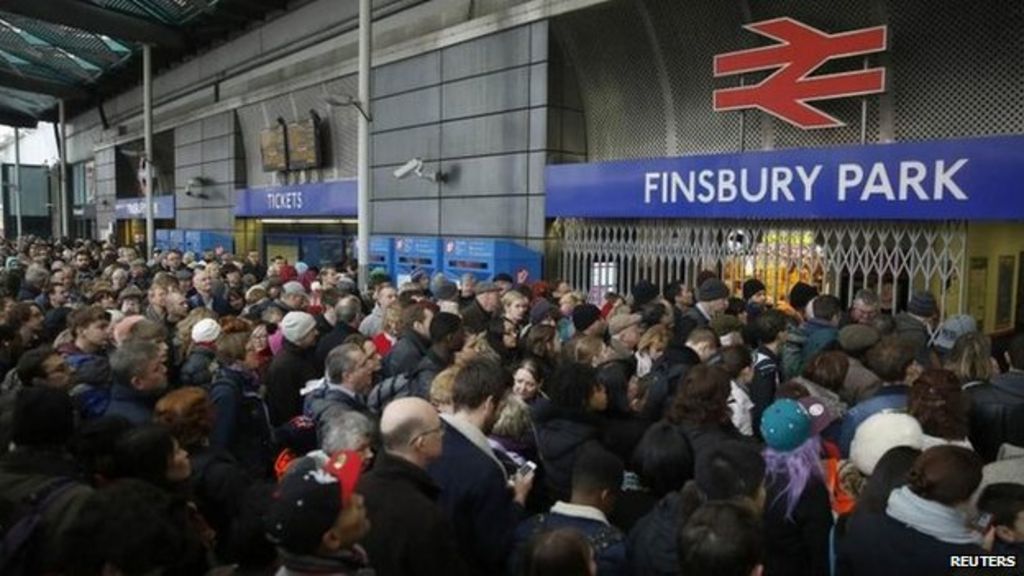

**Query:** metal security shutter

left=558, top=218, right=966, bottom=314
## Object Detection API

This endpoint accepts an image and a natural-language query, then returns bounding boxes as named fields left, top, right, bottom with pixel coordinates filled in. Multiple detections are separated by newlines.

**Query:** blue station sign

left=235, top=180, right=357, bottom=217
left=116, top=195, right=175, bottom=220
left=545, top=135, right=1024, bottom=220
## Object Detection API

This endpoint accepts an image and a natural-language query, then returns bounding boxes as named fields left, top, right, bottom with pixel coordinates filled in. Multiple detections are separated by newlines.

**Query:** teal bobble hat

left=760, top=399, right=812, bottom=452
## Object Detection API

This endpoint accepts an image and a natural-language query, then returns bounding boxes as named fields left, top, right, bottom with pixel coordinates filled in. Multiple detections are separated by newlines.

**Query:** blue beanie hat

left=760, top=399, right=811, bottom=452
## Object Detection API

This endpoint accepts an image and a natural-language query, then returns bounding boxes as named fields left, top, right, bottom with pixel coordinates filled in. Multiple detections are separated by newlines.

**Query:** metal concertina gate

left=556, top=218, right=967, bottom=316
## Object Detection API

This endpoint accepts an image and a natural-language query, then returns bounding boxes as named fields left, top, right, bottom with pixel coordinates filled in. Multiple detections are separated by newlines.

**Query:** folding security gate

left=557, top=218, right=967, bottom=315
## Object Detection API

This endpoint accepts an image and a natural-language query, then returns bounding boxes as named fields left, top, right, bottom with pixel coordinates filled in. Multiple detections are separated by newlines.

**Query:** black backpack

left=0, top=478, right=77, bottom=575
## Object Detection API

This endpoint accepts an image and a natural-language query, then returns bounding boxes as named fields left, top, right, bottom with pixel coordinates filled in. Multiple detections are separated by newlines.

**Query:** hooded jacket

left=534, top=406, right=604, bottom=503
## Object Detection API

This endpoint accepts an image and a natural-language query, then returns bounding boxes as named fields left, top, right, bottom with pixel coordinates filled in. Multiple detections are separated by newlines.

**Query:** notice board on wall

left=996, top=255, right=1015, bottom=331
left=969, top=257, right=989, bottom=331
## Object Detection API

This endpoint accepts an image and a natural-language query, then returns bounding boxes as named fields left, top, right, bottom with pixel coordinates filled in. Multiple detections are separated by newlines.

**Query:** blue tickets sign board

left=116, top=195, right=175, bottom=220
left=235, top=180, right=357, bottom=217
left=546, top=135, right=1024, bottom=220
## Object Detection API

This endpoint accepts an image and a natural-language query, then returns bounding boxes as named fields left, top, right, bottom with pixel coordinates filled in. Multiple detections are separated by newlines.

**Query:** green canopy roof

left=0, top=0, right=289, bottom=127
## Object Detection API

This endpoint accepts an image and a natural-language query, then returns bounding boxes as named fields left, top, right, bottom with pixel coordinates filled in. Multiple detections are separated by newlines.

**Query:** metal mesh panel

left=748, top=0, right=884, bottom=148
left=235, top=103, right=267, bottom=188
left=558, top=218, right=966, bottom=316
left=890, top=0, right=1024, bottom=140
left=643, top=0, right=747, bottom=155
left=323, top=76, right=360, bottom=178
left=553, top=2, right=668, bottom=160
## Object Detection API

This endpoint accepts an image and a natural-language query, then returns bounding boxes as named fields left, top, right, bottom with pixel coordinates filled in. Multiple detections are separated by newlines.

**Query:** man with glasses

left=359, top=397, right=467, bottom=576
left=304, top=343, right=377, bottom=427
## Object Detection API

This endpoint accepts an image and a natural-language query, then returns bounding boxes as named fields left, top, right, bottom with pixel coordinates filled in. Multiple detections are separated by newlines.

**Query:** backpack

left=366, top=372, right=413, bottom=414
left=0, top=478, right=77, bottom=576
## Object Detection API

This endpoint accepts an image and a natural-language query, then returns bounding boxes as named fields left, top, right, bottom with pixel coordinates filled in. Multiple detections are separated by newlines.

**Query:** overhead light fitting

left=324, top=94, right=372, bottom=122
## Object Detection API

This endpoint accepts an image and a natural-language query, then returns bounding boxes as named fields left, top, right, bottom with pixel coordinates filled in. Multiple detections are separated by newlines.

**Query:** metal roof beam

left=0, top=0, right=187, bottom=49
left=0, top=69, right=86, bottom=99
left=0, top=105, right=36, bottom=127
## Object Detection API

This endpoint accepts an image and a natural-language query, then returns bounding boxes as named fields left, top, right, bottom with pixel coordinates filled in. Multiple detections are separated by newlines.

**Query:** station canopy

left=0, top=0, right=292, bottom=127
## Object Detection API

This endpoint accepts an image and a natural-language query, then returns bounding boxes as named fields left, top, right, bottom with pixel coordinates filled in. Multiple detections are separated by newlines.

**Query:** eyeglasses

left=412, top=425, right=444, bottom=443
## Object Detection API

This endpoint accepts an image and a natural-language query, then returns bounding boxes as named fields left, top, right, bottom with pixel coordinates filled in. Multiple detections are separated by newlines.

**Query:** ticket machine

left=394, top=236, right=443, bottom=285
left=368, top=236, right=395, bottom=280
left=442, top=238, right=542, bottom=284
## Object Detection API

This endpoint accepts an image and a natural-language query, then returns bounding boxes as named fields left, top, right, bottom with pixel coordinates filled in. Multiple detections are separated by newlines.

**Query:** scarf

left=886, top=486, right=982, bottom=545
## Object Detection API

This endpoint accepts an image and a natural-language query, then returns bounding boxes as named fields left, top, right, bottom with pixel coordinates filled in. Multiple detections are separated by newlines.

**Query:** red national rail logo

left=713, top=18, right=888, bottom=129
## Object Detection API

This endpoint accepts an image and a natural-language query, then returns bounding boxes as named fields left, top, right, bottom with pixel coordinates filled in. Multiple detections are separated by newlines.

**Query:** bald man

left=357, top=398, right=467, bottom=576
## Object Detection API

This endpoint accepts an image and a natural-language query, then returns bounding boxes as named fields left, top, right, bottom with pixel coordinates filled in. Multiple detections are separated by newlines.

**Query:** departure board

left=287, top=118, right=322, bottom=170
left=260, top=126, right=287, bottom=172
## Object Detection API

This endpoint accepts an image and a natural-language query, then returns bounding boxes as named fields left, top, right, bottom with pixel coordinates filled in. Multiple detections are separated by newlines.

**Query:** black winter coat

left=640, top=349, right=699, bottom=422
left=188, top=446, right=252, bottom=560
left=837, top=510, right=984, bottom=576
left=762, top=474, right=833, bottom=576
left=314, top=322, right=359, bottom=371
left=359, top=452, right=468, bottom=576
left=628, top=491, right=684, bottom=576
left=966, top=372, right=1024, bottom=463
left=460, top=299, right=494, bottom=335
left=265, top=342, right=319, bottom=426
left=674, top=420, right=749, bottom=465
left=534, top=406, right=604, bottom=502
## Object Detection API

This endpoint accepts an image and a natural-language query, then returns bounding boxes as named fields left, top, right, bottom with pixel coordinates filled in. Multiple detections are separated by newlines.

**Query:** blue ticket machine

left=169, top=229, right=186, bottom=252
left=197, top=231, right=234, bottom=254
left=394, top=236, right=443, bottom=285
left=155, top=230, right=170, bottom=251
left=442, top=238, right=542, bottom=284
left=368, top=236, right=395, bottom=280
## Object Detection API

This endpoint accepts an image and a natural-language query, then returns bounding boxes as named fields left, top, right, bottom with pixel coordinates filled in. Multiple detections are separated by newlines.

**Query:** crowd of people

left=0, top=236, right=1023, bottom=576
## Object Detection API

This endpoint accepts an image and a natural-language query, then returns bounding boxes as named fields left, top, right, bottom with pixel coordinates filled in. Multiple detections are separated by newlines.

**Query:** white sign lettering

left=645, top=159, right=969, bottom=205
left=266, top=191, right=304, bottom=210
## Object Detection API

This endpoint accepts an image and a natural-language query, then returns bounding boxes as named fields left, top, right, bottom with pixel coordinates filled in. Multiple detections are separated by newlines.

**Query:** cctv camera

left=393, top=158, right=423, bottom=180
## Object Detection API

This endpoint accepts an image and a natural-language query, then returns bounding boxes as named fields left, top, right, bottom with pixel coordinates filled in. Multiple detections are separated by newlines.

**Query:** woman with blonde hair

left=945, top=331, right=994, bottom=387
left=502, top=289, right=530, bottom=332
left=635, top=324, right=671, bottom=378
left=557, top=292, right=584, bottom=342
left=488, top=394, right=537, bottom=474
left=372, top=303, right=401, bottom=357
left=429, top=365, right=460, bottom=413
